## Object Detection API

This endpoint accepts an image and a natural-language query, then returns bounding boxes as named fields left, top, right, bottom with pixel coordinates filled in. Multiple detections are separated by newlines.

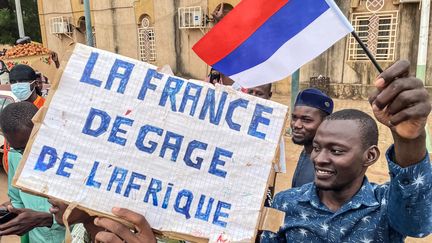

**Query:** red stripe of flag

left=192, top=0, right=288, bottom=66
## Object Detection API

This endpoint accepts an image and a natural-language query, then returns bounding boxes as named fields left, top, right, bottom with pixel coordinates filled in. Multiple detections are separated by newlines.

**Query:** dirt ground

left=272, top=94, right=432, bottom=243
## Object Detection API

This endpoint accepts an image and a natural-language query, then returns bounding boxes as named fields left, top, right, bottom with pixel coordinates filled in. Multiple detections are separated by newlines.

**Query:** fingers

left=390, top=102, right=431, bottom=126
left=373, top=77, right=424, bottom=109
left=386, top=89, right=430, bottom=115
left=377, top=60, right=410, bottom=88
left=370, top=60, right=411, bottom=105
left=6, top=205, right=24, bottom=215
left=49, top=206, right=59, bottom=214
left=0, top=225, right=22, bottom=236
left=95, top=231, right=124, bottom=243
left=368, top=89, right=380, bottom=105
left=112, top=207, right=152, bottom=234
left=0, top=214, right=21, bottom=230
left=94, top=217, right=136, bottom=243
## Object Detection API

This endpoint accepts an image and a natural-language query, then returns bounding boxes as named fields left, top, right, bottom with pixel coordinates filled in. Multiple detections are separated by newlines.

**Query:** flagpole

left=351, top=31, right=383, bottom=73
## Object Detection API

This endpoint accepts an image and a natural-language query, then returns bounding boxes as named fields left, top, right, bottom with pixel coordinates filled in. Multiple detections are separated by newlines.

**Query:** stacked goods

left=2, top=43, right=51, bottom=59
left=0, top=43, right=58, bottom=80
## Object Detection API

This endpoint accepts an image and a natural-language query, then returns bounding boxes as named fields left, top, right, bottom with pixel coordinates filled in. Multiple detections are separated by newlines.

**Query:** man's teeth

left=316, top=169, right=332, bottom=174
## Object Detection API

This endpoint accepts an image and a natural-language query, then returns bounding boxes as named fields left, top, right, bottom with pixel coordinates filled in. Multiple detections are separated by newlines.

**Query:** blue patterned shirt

left=291, top=149, right=315, bottom=188
left=262, top=146, right=432, bottom=242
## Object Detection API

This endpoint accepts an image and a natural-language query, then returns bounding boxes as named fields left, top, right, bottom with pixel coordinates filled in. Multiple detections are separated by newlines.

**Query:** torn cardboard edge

left=12, top=44, right=287, bottom=242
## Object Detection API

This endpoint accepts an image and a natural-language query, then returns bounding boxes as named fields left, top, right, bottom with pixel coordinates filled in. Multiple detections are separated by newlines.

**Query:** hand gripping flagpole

left=351, top=31, right=383, bottom=73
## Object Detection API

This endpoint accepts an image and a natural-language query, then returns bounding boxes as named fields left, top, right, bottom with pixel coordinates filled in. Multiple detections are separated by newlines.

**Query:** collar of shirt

left=297, top=177, right=380, bottom=214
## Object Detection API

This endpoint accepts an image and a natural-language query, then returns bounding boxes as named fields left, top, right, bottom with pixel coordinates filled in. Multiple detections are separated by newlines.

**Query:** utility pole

left=417, top=0, right=432, bottom=152
left=288, top=69, right=300, bottom=134
left=14, top=0, right=25, bottom=38
left=290, top=70, right=300, bottom=116
left=84, top=0, right=94, bottom=47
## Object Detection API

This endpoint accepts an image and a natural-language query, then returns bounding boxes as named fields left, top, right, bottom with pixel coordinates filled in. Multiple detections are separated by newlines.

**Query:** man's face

left=35, top=77, right=43, bottom=96
left=248, top=85, right=272, bottom=100
left=4, top=128, right=31, bottom=153
left=290, top=106, right=324, bottom=145
left=311, top=120, right=366, bottom=191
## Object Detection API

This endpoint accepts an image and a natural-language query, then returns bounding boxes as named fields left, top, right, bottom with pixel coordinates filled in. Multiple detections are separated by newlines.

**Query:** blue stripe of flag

left=212, top=0, right=330, bottom=77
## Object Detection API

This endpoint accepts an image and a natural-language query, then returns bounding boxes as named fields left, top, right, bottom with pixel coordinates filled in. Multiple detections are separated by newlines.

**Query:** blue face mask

left=11, top=81, right=35, bottom=101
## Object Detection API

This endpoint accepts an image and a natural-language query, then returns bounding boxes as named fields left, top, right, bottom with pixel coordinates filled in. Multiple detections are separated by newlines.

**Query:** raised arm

left=370, top=60, right=432, bottom=237
left=370, top=60, right=430, bottom=165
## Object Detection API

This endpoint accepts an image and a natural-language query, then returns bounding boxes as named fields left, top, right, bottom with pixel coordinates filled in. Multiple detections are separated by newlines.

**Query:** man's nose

left=312, top=150, right=330, bottom=166
left=293, top=119, right=303, bottom=129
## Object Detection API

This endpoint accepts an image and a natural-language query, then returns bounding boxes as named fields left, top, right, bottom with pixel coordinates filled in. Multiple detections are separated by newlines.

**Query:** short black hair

left=324, top=109, right=378, bottom=148
left=0, top=102, right=38, bottom=136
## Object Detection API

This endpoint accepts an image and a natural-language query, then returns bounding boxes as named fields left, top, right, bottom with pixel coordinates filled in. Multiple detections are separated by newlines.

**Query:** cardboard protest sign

left=14, top=44, right=288, bottom=242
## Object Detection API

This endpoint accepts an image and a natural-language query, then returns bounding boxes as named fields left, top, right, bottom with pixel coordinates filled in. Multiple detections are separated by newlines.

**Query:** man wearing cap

left=3, top=65, right=46, bottom=174
left=9, top=64, right=45, bottom=108
left=291, top=88, right=333, bottom=188
left=47, top=61, right=432, bottom=243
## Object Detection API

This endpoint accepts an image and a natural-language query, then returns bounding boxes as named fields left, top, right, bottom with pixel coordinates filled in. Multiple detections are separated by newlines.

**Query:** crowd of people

left=0, top=59, right=430, bottom=243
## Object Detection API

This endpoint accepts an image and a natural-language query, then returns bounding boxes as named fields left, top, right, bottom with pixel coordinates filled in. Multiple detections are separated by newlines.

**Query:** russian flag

left=193, top=0, right=353, bottom=88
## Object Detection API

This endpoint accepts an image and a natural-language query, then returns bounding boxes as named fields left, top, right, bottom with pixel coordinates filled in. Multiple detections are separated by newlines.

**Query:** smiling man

left=48, top=61, right=432, bottom=243
left=260, top=60, right=432, bottom=242
left=291, top=88, right=334, bottom=187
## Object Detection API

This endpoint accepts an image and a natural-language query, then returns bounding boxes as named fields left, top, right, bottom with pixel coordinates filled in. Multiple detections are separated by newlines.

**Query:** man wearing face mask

left=3, top=65, right=46, bottom=175
left=9, top=64, right=45, bottom=108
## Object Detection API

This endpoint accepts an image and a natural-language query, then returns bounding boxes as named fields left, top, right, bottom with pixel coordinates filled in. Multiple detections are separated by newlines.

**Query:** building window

left=347, top=11, right=398, bottom=61
left=138, top=16, right=156, bottom=63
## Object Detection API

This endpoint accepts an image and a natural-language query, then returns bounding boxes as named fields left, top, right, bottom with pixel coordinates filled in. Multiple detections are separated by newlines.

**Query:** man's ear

left=363, top=145, right=380, bottom=168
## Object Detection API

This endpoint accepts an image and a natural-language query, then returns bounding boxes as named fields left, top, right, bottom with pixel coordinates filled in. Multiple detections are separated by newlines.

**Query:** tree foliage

left=0, top=0, right=41, bottom=44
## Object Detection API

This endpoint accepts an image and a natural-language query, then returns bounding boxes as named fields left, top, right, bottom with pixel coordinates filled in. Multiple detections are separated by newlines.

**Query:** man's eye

left=331, top=149, right=344, bottom=155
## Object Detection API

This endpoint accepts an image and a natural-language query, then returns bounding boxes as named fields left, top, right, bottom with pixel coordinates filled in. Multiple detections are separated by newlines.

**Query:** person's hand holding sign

left=369, top=60, right=431, bottom=166
left=94, top=207, right=156, bottom=243
left=0, top=205, right=53, bottom=236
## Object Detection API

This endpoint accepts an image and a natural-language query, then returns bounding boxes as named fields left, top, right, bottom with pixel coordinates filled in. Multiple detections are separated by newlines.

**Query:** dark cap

left=9, top=64, right=37, bottom=83
left=294, top=88, right=334, bottom=114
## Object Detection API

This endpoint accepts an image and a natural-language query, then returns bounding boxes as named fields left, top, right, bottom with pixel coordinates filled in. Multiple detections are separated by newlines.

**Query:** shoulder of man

left=272, top=183, right=312, bottom=209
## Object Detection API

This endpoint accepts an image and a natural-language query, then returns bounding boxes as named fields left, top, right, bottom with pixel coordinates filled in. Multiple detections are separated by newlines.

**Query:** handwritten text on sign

left=15, top=44, right=288, bottom=241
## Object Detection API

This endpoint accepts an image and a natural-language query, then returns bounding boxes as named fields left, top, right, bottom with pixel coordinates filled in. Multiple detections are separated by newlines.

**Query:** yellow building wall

left=152, top=0, right=177, bottom=69
left=134, top=0, right=154, bottom=25
left=91, top=0, right=139, bottom=59
left=38, top=0, right=97, bottom=51
left=37, top=0, right=47, bottom=45
left=70, top=0, right=95, bottom=27
left=37, top=0, right=76, bottom=57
